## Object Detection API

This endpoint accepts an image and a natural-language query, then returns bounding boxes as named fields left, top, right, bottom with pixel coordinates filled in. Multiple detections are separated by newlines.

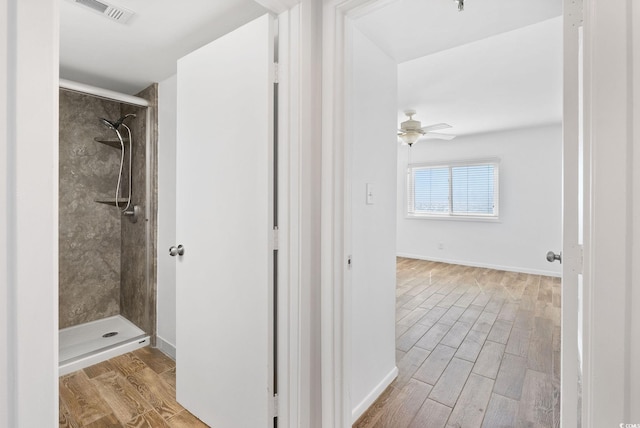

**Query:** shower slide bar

left=59, top=78, right=150, bottom=108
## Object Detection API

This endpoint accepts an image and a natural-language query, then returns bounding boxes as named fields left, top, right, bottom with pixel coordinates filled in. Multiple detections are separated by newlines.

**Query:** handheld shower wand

left=99, top=114, right=136, bottom=214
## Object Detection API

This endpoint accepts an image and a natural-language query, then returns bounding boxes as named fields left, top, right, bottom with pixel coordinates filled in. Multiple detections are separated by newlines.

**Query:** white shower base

left=59, top=315, right=149, bottom=376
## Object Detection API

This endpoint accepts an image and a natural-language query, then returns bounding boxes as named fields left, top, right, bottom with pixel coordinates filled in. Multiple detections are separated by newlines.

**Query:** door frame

left=561, top=1, right=581, bottom=426
left=257, top=3, right=308, bottom=426
left=321, top=0, right=595, bottom=428
left=580, top=0, right=638, bottom=425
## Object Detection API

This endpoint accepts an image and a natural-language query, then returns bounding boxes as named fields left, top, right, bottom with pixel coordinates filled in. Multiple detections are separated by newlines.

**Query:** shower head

left=100, top=117, right=118, bottom=130
left=99, top=113, right=136, bottom=130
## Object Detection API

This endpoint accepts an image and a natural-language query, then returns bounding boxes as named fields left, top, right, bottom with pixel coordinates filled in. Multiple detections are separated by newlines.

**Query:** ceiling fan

left=397, top=110, right=456, bottom=146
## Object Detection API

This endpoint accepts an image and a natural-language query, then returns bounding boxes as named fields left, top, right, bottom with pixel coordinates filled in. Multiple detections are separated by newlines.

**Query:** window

left=407, top=160, right=499, bottom=219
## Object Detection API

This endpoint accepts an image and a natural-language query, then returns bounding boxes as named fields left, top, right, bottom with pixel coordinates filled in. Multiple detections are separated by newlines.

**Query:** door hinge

left=271, top=394, right=279, bottom=418
left=272, top=227, right=279, bottom=250
left=567, top=0, right=583, bottom=27
left=273, top=62, right=279, bottom=84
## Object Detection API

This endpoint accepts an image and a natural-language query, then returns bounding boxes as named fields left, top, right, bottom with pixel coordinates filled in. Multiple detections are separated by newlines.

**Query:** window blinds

left=408, top=161, right=499, bottom=218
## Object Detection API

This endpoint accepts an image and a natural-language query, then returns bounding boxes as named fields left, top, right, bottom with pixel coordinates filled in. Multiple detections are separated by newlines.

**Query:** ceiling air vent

left=71, top=0, right=135, bottom=24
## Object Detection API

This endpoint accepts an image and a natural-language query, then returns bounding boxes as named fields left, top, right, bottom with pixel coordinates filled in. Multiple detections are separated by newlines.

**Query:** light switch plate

left=366, top=183, right=374, bottom=204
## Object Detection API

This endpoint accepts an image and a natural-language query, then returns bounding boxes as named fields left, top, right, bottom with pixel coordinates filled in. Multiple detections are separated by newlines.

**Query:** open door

left=558, top=1, right=583, bottom=425
left=174, top=14, right=275, bottom=427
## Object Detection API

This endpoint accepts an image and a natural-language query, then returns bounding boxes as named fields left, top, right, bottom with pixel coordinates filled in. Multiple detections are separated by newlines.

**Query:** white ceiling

left=60, top=0, right=267, bottom=93
left=354, top=0, right=563, bottom=136
left=354, top=0, right=562, bottom=63
left=60, top=0, right=562, bottom=135
left=396, top=17, right=563, bottom=136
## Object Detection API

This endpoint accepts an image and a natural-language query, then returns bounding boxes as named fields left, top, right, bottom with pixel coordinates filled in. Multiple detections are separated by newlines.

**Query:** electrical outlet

left=438, top=242, right=444, bottom=250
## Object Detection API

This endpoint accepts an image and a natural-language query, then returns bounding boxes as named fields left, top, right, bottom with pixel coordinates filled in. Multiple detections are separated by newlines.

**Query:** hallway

left=354, top=258, right=561, bottom=427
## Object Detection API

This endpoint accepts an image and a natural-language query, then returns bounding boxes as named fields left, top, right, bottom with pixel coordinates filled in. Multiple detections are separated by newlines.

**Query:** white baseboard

left=396, top=253, right=562, bottom=278
left=156, top=335, right=176, bottom=360
left=351, top=366, right=398, bottom=424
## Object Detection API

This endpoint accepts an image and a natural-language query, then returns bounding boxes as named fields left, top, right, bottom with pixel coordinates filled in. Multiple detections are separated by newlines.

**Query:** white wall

left=1, top=0, right=59, bottom=426
left=348, top=26, right=398, bottom=422
left=156, top=74, right=177, bottom=358
left=397, top=124, right=562, bottom=276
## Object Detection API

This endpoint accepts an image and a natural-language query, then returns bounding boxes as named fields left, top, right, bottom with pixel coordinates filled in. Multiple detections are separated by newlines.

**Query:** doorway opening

left=58, top=81, right=158, bottom=376
left=346, top=1, right=565, bottom=426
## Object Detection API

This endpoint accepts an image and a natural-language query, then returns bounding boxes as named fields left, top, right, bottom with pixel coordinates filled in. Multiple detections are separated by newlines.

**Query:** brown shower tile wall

left=59, top=90, right=122, bottom=328
left=120, top=83, right=158, bottom=341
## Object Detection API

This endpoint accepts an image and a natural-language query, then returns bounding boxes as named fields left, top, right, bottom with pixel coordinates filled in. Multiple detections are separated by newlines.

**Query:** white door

left=175, top=14, right=275, bottom=427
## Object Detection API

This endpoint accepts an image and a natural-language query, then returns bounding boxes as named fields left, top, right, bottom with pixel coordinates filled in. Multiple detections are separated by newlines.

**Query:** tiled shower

left=58, top=83, right=157, bottom=375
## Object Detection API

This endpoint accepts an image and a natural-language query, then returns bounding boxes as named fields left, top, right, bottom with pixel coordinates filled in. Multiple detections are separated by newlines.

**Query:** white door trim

left=0, top=1, right=10, bottom=425
left=631, top=1, right=640, bottom=419
left=273, top=5, right=303, bottom=426
left=321, top=1, right=587, bottom=427
left=561, top=0, right=581, bottom=426
left=581, top=0, right=636, bottom=425
left=251, top=3, right=307, bottom=425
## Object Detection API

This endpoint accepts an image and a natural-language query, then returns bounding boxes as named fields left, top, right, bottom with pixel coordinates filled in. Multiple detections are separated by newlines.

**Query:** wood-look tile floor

left=354, top=258, right=561, bottom=428
left=59, top=347, right=209, bottom=428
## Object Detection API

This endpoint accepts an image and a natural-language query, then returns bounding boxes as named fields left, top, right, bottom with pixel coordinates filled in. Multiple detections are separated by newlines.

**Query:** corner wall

left=156, top=75, right=177, bottom=357
left=348, top=25, right=398, bottom=422
left=121, top=83, right=158, bottom=339
left=397, top=124, right=562, bottom=276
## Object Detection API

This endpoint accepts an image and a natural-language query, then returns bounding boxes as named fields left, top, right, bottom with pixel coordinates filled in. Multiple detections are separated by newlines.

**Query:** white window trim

left=406, top=158, right=500, bottom=221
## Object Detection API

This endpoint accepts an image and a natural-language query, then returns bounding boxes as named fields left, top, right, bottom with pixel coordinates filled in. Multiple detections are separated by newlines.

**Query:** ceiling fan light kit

left=398, top=110, right=456, bottom=146
left=398, top=110, right=423, bottom=146
left=400, top=131, right=421, bottom=146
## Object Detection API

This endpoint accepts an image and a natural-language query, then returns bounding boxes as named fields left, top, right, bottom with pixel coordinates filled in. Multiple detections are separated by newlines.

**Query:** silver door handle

left=169, top=245, right=185, bottom=257
left=546, top=250, right=561, bottom=263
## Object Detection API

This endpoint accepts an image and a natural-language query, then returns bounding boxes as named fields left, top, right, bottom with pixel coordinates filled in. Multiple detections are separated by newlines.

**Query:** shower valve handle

left=169, top=245, right=184, bottom=257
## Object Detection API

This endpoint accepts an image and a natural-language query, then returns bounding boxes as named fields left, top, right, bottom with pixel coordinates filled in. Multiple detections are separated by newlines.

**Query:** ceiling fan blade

left=422, top=132, right=456, bottom=141
left=421, top=123, right=452, bottom=132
